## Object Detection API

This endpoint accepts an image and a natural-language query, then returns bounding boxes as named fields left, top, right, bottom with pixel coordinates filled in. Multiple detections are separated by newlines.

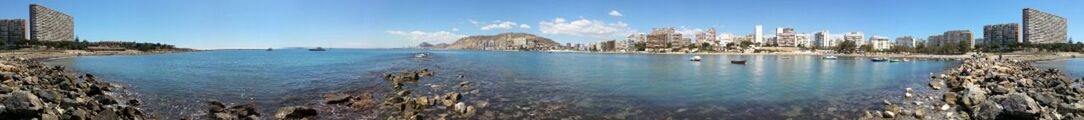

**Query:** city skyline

left=0, top=0, right=1080, bottom=49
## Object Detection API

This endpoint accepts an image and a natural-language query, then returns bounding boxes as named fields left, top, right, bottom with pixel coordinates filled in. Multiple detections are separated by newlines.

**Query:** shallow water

left=1036, top=58, right=1084, bottom=78
left=49, top=49, right=961, bottom=119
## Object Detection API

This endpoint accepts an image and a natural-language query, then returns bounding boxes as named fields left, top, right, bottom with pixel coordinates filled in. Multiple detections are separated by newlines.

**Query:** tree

left=959, top=40, right=972, bottom=53
left=836, top=40, right=857, bottom=54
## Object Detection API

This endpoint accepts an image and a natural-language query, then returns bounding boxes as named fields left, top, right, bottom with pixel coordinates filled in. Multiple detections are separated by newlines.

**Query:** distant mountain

left=448, top=32, right=559, bottom=50
left=417, top=42, right=434, bottom=48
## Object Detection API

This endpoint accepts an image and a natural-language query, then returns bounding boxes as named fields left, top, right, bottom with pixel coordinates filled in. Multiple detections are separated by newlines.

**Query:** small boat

left=730, top=60, right=747, bottom=64
left=415, top=53, right=429, bottom=58
left=890, top=59, right=902, bottom=62
left=871, top=58, right=888, bottom=62
left=308, top=47, right=327, bottom=51
left=823, top=56, right=838, bottom=59
left=689, top=56, right=702, bottom=61
left=266, top=48, right=273, bottom=51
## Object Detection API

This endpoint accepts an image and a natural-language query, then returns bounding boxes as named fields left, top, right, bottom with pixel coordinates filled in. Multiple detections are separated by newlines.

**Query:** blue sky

left=0, top=0, right=1080, bottom=49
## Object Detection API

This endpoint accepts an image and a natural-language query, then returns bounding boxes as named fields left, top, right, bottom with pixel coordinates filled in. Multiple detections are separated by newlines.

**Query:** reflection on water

left=52, top=49, right=960, bottom=119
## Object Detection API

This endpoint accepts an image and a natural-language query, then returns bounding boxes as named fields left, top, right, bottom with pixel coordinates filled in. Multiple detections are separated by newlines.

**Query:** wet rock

left=414, top=96, right=430, bottom=106
left=883, top=111, right=896, bottom=118
left=323, top=94, right=352, bottom=104
left=930, top=79, right=943, bottom=90
left=274, top=106, right=318, bottom=120
left=999, top=93, right=1040, bottom=118
left=454, top=102, right=468, bottom=114
left=127, top=99, right=141, bottom=107
left=207, top=101, right=261, bottom=120
left=349, top=93, right=375, bottom=110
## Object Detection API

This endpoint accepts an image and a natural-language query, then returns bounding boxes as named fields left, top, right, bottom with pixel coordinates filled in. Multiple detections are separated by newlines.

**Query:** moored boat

left=823, top=56, right=838, bottom=59
left=730, top=60, right=747, bottom=64
left=871, top=57, right=888, bottom=62
left=689, top=56, right=702, bottom=61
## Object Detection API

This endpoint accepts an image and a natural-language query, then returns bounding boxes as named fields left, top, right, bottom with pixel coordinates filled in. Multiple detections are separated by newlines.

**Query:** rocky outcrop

left=448, top=32, right=560, bottom=50
left=0, top=57, right=147, bottom=119
left=273, top=106, right=317, bottom=120
left=863, top=58, right=1084, bottom=119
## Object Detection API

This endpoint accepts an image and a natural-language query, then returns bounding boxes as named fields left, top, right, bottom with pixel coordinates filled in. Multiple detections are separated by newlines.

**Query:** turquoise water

left=50, top=49, right=962, bottom=119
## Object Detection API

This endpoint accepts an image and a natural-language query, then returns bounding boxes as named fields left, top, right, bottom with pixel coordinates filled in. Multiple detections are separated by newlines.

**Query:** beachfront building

left=927, top=35, right=944, bottom=47
left=718, top=32, right=734, bottom=46
left=814, top=30, right=832, bottom=48
left=647, top=27, right=681, bottom=51
left=927, top=30, right=974, bottom=48
left=870, top=36, right=891, bottom=51
left=843, top=32, right=865, bottom=46
left=775, top=27, right=797, bottom=47
left=29, top=4, right=75, bottom=41
left=796, top=33, right=812, bottom=48
left=754, top=25, right=764, bottom=44
left=0, top=19, right=27, bottom=43
left=945, top=30, right=975, bottom=49
left=984, top=23, right=1021, bottom=49
left=695, top=28, right=717, bottom=45
left=1023, top=8, right=1068, bottom=44
left=895, top=36, right=917, bottom=48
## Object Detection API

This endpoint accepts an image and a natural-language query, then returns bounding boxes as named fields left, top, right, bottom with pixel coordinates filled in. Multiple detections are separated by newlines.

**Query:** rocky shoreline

left=862, top=57, right=1084, bottom=119
left=0, top=56, right=148, bottom=119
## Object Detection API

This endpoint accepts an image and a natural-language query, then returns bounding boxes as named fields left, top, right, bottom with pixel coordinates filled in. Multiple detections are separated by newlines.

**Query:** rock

left=454, top=102, right=468, bottom=114
left=209, top=101, right=227, bottom=113
left=999, top=93, right=1040, bottom=118
left=940, top=104, right=951, bottom=111
left=944, top=92, right=959, bottom=105
left=930, top=79, right=944, bottom=90
left=969, top=101, right=1002, bottom=120
left=914, top=110, right=925, bottom=118
left=883, top=111, right=896, bottom=118
left=274, top=106, right=318, bottom=120
left=323, top=94, right=352, bottom=104
left=398, top=90, right=411, bottom=96
left=960, top=84, right=988, bottom=107
left=349, top=94, right=375, bottom=110
left=414, top=96, right=430, bottom=106
left=2, top=90, right=45, bottom=116
left=128, top=99, right=141, bottom=107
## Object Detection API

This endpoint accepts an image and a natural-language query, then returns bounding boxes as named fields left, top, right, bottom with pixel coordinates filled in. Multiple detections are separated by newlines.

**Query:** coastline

left=0, top=50, right=189, bottom=119
left=861, top=56, right=1084, bottom=119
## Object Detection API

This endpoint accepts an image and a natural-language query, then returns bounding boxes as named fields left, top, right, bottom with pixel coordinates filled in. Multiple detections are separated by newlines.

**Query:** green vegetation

left=0, top=38, right=184, bottom=51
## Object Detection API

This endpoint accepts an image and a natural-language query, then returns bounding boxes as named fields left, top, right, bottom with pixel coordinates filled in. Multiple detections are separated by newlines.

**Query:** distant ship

left=266, top=48, right=273, bottom=51
left=308, top=47, right=326, bottom=51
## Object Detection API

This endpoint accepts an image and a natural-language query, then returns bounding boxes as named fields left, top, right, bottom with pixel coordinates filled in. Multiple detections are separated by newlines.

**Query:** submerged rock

left=274, top=106, right=318, bottom=120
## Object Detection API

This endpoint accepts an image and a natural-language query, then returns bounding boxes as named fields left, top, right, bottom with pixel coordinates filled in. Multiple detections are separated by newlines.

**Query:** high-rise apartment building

left=775, top=27, right=796, bottom=47
left=843, top=32, right=864, bottom=45
left=754, top=25, right=763, bottom=44
left=1023, top=8, right=1067, bottom=44
left=814, top=30, right=832, bottom=48
left=0, top=19, right=27, bottom=42
left=895, top=36, right=917, bottom=48
left=29, top=4, right=75, bottom=41
left=870, top=36, right=891, bottom=51
left=983, top=23, right=1021, bottom=49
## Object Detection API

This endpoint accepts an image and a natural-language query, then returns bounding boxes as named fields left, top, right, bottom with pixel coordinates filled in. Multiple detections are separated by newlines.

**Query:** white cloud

left=539, top=17, right=635, bottom=38
left=452, top=28, right=460, bottom=31
left=609, top=10, right=623, bottom=17
left=477, top=20, right=530, bottom=30
left=386, top=30, right=467, bottom=44
left=469, top=19, right=480, bottom=25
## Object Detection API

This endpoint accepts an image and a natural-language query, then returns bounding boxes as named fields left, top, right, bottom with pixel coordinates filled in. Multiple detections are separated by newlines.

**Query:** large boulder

left=999, top=93, right=1040, bottom=118
left=2, top=90, right=45, bottom=117
left=960, top=84, right=988, bottom=108
left=274, top=106, right=317, bottom=120
left=970, top=99, right=1003, bottom=120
